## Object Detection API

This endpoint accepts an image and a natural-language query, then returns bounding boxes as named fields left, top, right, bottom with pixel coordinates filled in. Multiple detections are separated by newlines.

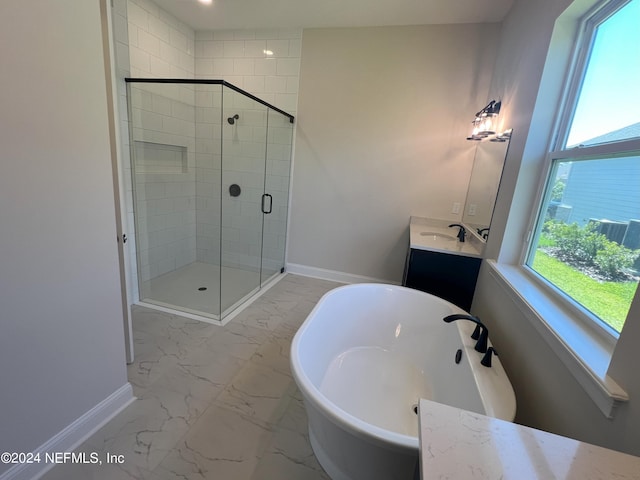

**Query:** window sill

left=486, top=259, right=628, bottom=418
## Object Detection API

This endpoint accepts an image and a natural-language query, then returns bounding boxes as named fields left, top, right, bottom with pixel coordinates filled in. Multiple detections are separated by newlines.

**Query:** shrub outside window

left=525, top=0, right=640, bottom=335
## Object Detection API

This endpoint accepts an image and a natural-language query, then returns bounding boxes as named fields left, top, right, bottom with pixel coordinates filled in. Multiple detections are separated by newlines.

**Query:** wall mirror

left=462, top=131, right=511, bottom=242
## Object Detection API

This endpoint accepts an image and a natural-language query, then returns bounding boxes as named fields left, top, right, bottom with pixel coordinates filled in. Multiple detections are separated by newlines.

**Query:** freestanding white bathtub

left=290, top=284, right=516, bottom=480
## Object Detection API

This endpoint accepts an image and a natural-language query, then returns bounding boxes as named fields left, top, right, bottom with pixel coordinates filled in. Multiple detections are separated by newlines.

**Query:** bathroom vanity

left=403, top=217, right=483, bottom=311
left=403, top=132, right=509, bottom=310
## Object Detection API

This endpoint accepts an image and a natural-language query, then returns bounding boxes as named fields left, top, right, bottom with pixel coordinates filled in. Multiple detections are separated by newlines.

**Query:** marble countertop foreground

left=418, top=399, right=640, bottom=479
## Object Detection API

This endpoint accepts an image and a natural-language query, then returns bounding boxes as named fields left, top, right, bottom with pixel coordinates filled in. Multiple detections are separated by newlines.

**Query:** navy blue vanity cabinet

left=402, top=248, right=481, bottom=311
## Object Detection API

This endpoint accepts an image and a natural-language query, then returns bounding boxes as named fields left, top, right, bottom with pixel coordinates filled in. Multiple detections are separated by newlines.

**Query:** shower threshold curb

left=135, top=271, right=287, bottom=327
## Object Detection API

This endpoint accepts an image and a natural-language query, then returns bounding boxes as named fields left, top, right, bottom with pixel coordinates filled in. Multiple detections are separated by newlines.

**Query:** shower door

left=220, top=90, right=293, bottom=314
left=261, top=110, right=294, bottom=285
left=219, top=88, right=268, bottom=314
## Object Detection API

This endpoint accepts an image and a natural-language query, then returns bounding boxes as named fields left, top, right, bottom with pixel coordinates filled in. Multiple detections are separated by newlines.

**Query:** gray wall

left=287, top=24, right=500, bottom=282
left=473, top=0, right=640, bottom=456
left=0, top=0, right=129, bottom=471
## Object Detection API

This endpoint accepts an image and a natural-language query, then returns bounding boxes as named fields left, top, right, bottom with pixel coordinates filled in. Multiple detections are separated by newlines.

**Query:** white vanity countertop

left=409, top=216, right=483, bottom=258
left=418, top=398, right=640, bottom=480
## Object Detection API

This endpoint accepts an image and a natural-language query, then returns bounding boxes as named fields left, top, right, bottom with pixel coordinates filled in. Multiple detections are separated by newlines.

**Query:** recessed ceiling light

left=263, top=50, right=274, bottom=56
left=198, top=0, right=212, bottom=5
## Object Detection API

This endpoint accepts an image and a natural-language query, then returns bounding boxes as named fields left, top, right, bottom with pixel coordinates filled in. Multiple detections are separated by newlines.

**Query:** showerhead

left=227, top=114, right=239, bottom=125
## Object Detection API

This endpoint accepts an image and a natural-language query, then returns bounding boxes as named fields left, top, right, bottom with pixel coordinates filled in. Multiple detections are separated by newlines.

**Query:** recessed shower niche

left=126, top=78, right=294, bottom=324
left=133, top=141, right=187, bottom=174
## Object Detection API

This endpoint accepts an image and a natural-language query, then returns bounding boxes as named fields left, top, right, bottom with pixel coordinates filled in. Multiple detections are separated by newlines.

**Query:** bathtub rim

left=290, top=283, right=516, bottom=453
left=291, top=284, right=427, bottom=452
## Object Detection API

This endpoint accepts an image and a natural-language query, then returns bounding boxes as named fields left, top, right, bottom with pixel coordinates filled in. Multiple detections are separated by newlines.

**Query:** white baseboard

left=285, top=263, right=400, bottom=286
left=1, top=383, right=135, bottom=480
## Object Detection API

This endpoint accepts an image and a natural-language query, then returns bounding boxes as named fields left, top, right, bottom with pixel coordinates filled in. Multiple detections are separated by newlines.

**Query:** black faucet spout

left=448, top=223, right=466, bottom=242
left=477, top=227, right=490, bottom=240
left=481, top=347, right=498, bottom=367
left=443, top=313, right=489, bottom=353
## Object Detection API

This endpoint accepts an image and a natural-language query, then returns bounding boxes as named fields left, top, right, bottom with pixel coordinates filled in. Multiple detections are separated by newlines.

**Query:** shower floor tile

left=140, top=262, right=264, bottom=318
left=41, top=274, right=339, bottom=480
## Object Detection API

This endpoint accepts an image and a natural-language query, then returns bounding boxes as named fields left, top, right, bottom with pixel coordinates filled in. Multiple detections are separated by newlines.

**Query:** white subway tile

left=233, top=58, right=254, bottom=75
left=171, top=101, right=194, bottom=121
left=131, top=0, right=160, bottom=18
left=275, top=93, right=298, bottom=112
left=265, top=75, right=287, bottom=93
left=213, top=58, right=234, bottom=75
left=288, top=39, right=302, bottom=57
left=152, top=94, right=171, bottom=115
left=254, top=58, right=277, bottom=76
left=148, top=15, right=170, bottom=42
left=243, top=76, right=265, bottom=94
left=223, top=40, right=245, bottom=58
left=223, top=75, right=244, bottom=87
left=113, top=11, right=129, bottom=44
left=127, top=2, right=148, bottom=29
left=140, top=110, right=164, bottom=131
left=244, top=40, right=267, bottom=57
left=159, top=41, right=179, bottom=67
left=285, top=76, right=299, bottom=94
left=266, top=39, right=289, bottom=57
left=259, top=93, right=276, bottom=105
left=149, top=55, right=172, bottom=77
left=195, top=58, right=215, bottom=75
left=129, top=45, right=151, bottom=73
left=170, top=28, right=188, bottom=51
left=115, top=42, right=131, bottom=73
left=113, top=0, right=127, bottom=16
left=200, top=40, right=224, bottom=58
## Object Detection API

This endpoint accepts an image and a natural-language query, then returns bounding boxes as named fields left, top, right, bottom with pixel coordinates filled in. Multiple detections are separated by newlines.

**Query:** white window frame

left=524, top=142, right=640, bottom=345
left=523, top=0, right=640, bottom=342
left=490, top=0, right=638, bottom=418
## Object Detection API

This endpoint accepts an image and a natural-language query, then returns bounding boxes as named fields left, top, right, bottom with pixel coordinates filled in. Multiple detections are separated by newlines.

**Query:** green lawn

left=531, top=250, right=638, bottom=332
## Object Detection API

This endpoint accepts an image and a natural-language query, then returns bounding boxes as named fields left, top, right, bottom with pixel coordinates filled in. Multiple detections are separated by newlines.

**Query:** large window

left=526, top=0, right=640, bottom=335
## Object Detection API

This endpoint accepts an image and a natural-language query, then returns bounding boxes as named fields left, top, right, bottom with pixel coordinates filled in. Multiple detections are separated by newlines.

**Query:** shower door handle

left=261, top=193, right=273, bottom=214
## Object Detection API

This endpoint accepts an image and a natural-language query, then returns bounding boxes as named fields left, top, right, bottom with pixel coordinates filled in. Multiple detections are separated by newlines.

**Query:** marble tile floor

left=42, top=274, right=340, bottom=480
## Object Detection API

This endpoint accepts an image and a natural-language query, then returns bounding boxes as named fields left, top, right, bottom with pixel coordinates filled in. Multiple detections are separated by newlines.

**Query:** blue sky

left=566, top=0, right=640, bottom=146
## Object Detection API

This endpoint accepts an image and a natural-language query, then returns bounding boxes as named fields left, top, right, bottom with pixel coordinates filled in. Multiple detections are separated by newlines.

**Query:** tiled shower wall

left=193, top=85, right=222, bottom=265
left=128, top=85, right=197, bottom=282
left=113, top=0, right=300, bottom=295
left=126, top=0, right=197, bottom=283
left=194, top=29, right=301, bottom=114
left=194, top=30, right=300, bottom=272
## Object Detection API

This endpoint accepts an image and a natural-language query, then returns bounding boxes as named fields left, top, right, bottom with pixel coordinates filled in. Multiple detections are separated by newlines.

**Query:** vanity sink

left=409, top=217, right=483, bottom=258
left=419, top=231, right=456, bottom=242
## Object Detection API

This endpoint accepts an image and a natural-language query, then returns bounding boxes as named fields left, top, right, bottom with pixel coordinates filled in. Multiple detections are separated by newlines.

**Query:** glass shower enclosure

left=125, top=79, right=294, bottom=323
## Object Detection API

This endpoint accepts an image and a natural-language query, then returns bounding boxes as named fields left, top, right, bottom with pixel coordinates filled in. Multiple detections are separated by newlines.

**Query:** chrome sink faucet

left=448, top=223, right=466, bottom=242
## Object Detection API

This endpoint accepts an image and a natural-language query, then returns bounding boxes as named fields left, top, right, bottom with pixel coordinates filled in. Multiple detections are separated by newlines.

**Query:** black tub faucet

left=443, top=313, right=489, bottom=353
left=481, top=347, right=498, bottom=367
left=448, top=223, right=466, bottom=242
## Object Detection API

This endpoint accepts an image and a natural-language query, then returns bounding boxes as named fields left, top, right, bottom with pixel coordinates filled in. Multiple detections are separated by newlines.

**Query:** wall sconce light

left=467, top=100, right=501, bottom=140
left=490, top=128, right=512, bottom=143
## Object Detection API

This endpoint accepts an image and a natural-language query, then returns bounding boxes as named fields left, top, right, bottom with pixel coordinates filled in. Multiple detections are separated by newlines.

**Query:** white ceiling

left=151, top=0, right=514, bottom=31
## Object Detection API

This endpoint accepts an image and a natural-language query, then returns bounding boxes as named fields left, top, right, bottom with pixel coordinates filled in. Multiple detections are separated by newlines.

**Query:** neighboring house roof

left=581, top=121, right=640, bottom=146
